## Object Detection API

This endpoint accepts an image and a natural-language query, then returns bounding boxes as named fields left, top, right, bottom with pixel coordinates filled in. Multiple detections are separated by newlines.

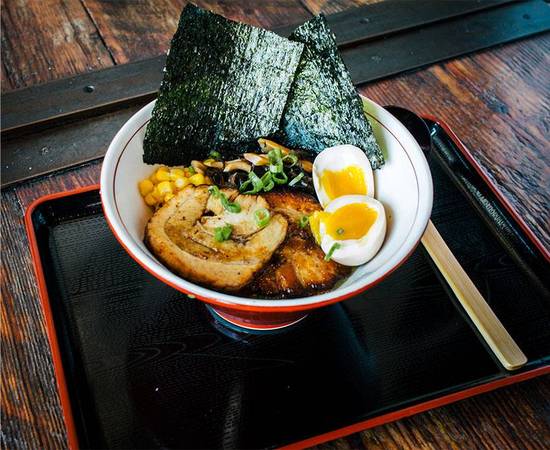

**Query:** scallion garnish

left=267, top=148, right=283, bottom=164
left=298, top=215, right=309, bottom=229
left=209, top=150, right=222, bottom=160
left=239, top=148, right=299, bottom=193
left=324, top=243, right=341, bottom=261
left=268, top=148, right=284, bottom=174
left=214, top=223, right=233, bottom=242
left=288, top=172, right=304, bottom=187
left=254, top=208, right=271, bottom=228
left=261, top=172, right=275, bottom=192
left=271, top=171, right=288, bottom=184
left=283, top=152, right=299, bottom=167
left=220, top=194, right=241, bottom=213
left=269, top=162, right=284, bottom=174
left=209, top=185, right=241, bottom=213
left=240, top=171, right=263, bottom=194
left=187, top=166, right=196, bottom=175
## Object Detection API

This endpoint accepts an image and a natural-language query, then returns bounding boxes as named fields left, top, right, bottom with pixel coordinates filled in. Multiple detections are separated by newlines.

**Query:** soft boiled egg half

left=311, top=145, right=386, bottom=266
left=312, top=144, right=375, bottom=207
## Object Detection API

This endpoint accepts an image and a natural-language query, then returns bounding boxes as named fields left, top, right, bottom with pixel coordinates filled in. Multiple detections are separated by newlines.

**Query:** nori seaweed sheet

left=143, top=4, right=304, bottom=165
left=280, top=16, right=385, bottom=169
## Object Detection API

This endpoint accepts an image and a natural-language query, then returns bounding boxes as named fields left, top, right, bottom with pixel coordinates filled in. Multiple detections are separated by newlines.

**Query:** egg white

left=319, top=195, right=386, bottom=266
left=312, top=145, right=375, bottom=208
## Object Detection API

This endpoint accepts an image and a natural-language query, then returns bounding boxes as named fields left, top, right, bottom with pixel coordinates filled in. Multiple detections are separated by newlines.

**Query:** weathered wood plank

left=1, top=192, right=68, bottom=450
left=359, top=33, right=550, bottom=249
left=1, top=162, right=100, bottom=450
left=301, top=0, right=382, bottom=15
left=316, top=376, right=550, bottom=450
left=0, top=0, right=113, bottom=91
left=80, top=0, right=312, bottom=65
left=5, top=0, right=529, bottom=139
left=1, top=60, right=14, bottom=91
left=2, top=105, right=142, bottom=186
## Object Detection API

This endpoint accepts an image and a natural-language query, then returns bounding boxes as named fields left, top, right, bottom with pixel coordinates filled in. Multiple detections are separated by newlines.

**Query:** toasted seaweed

left=143, top=4, right=304, bottom=165
left=280, top=16, right=385, bottom=169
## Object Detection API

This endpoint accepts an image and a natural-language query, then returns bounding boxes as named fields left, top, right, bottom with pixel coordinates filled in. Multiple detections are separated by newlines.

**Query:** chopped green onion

left=187, top=166, right=196, bottom=175
left=298, top=215, right=310, bottom=229
left=210, top=185, right=241, bottom=213
left=209, top=150, right=222, bottom=160
left=240, top=171, right=263, bottom=194
left=214, top=223, right=233, bottom=242
left=324, top=243, right=341, bottom=261
left=288, top=172, right=304, bottom=187
left=269, top=161, right=284, bottom=174
left=239, top=179, right=252, bottom=192
left=268, top=148, right=284, bottom=174
left=261, top=172, right=275, bottom=192
left=272, top=171, right=288, bottom=184
left=220, top=194, right=241, bottom=213
left=254, top=208, right=271, bottom=228
left=208, top=185, right=220, bottom=197
left=283, top=152, right=299, bottom=167
left=336, top=227, right=345, bottom=235
left=268, top=148, right=283, bottom=164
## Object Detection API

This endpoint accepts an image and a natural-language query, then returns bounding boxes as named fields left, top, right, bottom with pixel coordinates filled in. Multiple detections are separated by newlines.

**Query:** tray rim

left=23, top=119, right=550, bottom=450
left=424, top=115, right=550, bottom=263
left=25, top=184, right=100, bottom=450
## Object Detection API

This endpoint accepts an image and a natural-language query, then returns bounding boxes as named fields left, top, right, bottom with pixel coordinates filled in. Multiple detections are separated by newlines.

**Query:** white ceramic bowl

left=101, top=97, right=433, bottom=330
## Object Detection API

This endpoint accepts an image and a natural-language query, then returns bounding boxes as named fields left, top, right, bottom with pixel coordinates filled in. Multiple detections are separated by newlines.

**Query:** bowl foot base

left=206, top=305, right=307, bottom=334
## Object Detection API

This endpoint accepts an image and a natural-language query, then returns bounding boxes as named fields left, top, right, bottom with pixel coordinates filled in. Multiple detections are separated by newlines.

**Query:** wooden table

left=2, top=1, right=549, bottom=449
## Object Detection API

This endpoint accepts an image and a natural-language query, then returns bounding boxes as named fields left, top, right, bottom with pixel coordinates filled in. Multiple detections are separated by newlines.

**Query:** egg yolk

left=322, top=203, right=378, bottom=240
left=320, top=166, right=367, bottom=201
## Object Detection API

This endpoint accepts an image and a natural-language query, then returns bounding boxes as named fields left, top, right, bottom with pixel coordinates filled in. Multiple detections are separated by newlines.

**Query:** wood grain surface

left=1, top=0, right=113, bottom=90
left=80, top=0, right=312, bottom=65
left=1, top=1, right=549, bottom=449
left=301, top=0, right=382, bottom=15
left=359, top=33, right=550, bottom=250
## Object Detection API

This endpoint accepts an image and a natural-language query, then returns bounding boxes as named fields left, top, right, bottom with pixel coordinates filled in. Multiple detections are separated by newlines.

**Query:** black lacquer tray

left=26, top=118, right=550, bottom=449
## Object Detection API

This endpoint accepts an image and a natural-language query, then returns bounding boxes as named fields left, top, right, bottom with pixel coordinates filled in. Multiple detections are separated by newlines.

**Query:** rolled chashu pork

left=145, top=185, right=350, bottom=296
left=145, top=185, right=287, bottom=291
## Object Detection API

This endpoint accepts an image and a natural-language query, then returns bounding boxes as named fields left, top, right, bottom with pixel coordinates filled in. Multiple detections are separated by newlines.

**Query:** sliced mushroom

left=300, top=159, right=313, bottom=173
left=191, top=160, right=207, bottom=174
left=203, top=159, right=224, bottom=170
left=258, top=138, right=290, bottom=155
left=243, top=153, right=269, bottom=166
left=228, top=171, right=249, bottom=187
left=223, top=159, right=251, bottom=172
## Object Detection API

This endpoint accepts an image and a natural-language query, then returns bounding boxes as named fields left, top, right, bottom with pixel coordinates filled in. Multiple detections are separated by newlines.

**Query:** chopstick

left=421, top=220, right=528, bottom=371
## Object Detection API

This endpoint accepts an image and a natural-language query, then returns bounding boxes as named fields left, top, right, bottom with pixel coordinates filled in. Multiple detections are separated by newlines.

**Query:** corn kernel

left=138, top=179, right=154, bottom=196
left=189, top=173, right=205, bottom=186
left=164, top=193, right=175, bottom=202
left=156, top=167, right=171, bottom=182
left=152, top=186, right=164, bottom=201
left=170, top=168, right=185, bottom=180
left=144, top=193, right=157, bottom=206
left=157, top=181, right=173, bottom=195
left=174, top=177, right=190, bottom=190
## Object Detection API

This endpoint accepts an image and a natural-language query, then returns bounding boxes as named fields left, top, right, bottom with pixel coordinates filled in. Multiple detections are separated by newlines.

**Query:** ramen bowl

left=100, top=97, right=433, bottom=331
